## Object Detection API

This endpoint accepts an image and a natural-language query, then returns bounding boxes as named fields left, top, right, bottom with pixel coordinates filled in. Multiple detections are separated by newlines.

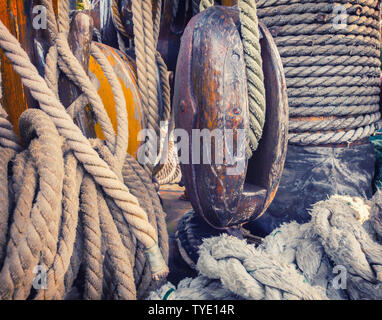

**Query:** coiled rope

left=256, top=0, right=382, bottom=145
left=199, top=0, right=266, bottom=157
left=150, top=192, right=382, bottom=300
left=0, top=0, right=169, bottom=299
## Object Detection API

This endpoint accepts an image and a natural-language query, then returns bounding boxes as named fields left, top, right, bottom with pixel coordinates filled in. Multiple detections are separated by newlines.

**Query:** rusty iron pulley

left=174, top=5, right=288, bottom=267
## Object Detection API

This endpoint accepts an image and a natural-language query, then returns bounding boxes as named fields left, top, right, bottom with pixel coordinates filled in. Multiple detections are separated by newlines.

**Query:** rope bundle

left=0, top=0, right=169, bottom=299
left=256, top=0, right=382, bottom=145
left=150, top=191, right=382, bottom=300
left=111, top=0, right=181, bottom=184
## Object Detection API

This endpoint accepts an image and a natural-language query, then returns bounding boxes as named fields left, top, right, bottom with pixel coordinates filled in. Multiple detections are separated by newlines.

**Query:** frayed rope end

left=145, top=243, right=169, bottom=281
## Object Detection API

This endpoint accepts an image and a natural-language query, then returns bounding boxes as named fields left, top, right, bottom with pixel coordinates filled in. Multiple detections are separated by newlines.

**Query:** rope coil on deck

left=0, top=0, right=169, bottom=300
left=150, top=192, right=382, bottom=300
left=256, top=0, right=382, bottom=145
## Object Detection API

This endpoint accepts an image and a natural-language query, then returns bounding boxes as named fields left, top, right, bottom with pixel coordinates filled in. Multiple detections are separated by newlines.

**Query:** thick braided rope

left=153, top=0, right=163, bottom=48
left=0, top=153, right=37, bottom=297
left=287, top=85, right=380, bottom=98
left=80, top=175, right=104, bottom=300
left=288, top=121, right=382, bottom=145
left=289, top=104, right=380, bottom=117
left=155, top=140, right=182, bottom=185
left=64, top=220, right=84, bottom=296
left=0, top=110, right=64, bottom=300
left=278, top=45, right=380, bottom=58
left=92, top=139, right=169, bottom=298
left=111, top=0, right=131, bottom=39
left=311, top=194, right=382, bottom=288
left=27, top=119, right=65, bottom=288
left=274, top=34, right=380, bottom=48
left=123, top=153, right=169, bottom=296
left=197, top=235, right=327, bottom=300
left=257, top=2, right=380, bottom=18
left=123, top=154, right=169, bottom=265
left=152, top=193, right=382, bottom=300
left=268, top=23, right=379, bottom=39
left=34, top=153, right=84, bottom=300
left=0, top=147, right=16, bottom=263
left=90, top=43, right=129, bottom=170
left=40, top=0, right=59, bottom=43
left=132, top=0, right=161, bottom=170
left=0, top=20, right=167, bottom=271
left=122, top=161, right=159, bottom=297
left=92, top=140, right=142, bottom=296
left=97, top=189, right=137, bottom=300
left=238, top=0, right=266, bottom=154
left=256, top=0, right=381, bottom=144
left=257, top=0, right=380, bottom=9
left=200, top=0, right=266, bottom=156
left=289, top=112, right=381, bottom=132
left=156, top=52, right=171, bottom=122
left=55, top=33, right=117, bottom=153
left=58, top=0, right=70, bottom=33
left=261, top=13, right=380, bottom=29
left=282, top=56, right=380, bottom=69
left=154, top=51, right=182, bottom=185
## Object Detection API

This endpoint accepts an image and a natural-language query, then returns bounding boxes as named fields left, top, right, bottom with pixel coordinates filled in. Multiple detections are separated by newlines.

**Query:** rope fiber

left=0, top=0, right=169, bottom=300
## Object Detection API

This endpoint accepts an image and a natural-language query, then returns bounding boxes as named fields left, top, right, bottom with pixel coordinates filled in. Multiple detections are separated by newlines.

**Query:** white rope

left=150, top=192, right=382, bottom=300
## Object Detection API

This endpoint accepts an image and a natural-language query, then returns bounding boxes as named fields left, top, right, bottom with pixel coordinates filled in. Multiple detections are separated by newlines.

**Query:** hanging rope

left=0, top=1, right=169, bottom=299
left=150, top=192, right=382, bottom=300
left=256, top=0, right=381, bottom=145
left=108, top=0, right=181, bottom=185
left=199, top=0, right=266, bottom=157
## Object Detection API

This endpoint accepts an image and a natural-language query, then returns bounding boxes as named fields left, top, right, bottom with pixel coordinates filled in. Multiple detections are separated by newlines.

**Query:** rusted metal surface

left=174, top=6, right=288, bottom=230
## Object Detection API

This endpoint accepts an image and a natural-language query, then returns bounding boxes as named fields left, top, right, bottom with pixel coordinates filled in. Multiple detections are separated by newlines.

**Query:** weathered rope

left=111, top=0, right=131, bottom=39
left=131, top=0, right=162, bottom=170
left=150, top=192, right=382, bottom=300
left=289, top=112, right=381, bottom=132
left=109, top=0, right=178, bottom=182
left=289, top=104, right=380, bottom=117
left=0, top=2, right=169, bottom=299
left=257, top=0, right=381, bottom=145
left=199, top=0, right=267, bottom=157
left=256, top=0, right=380, bottom=9
left=289, top=122, right=382, bottom=145
left=0, top=18, right=163, bottom=259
